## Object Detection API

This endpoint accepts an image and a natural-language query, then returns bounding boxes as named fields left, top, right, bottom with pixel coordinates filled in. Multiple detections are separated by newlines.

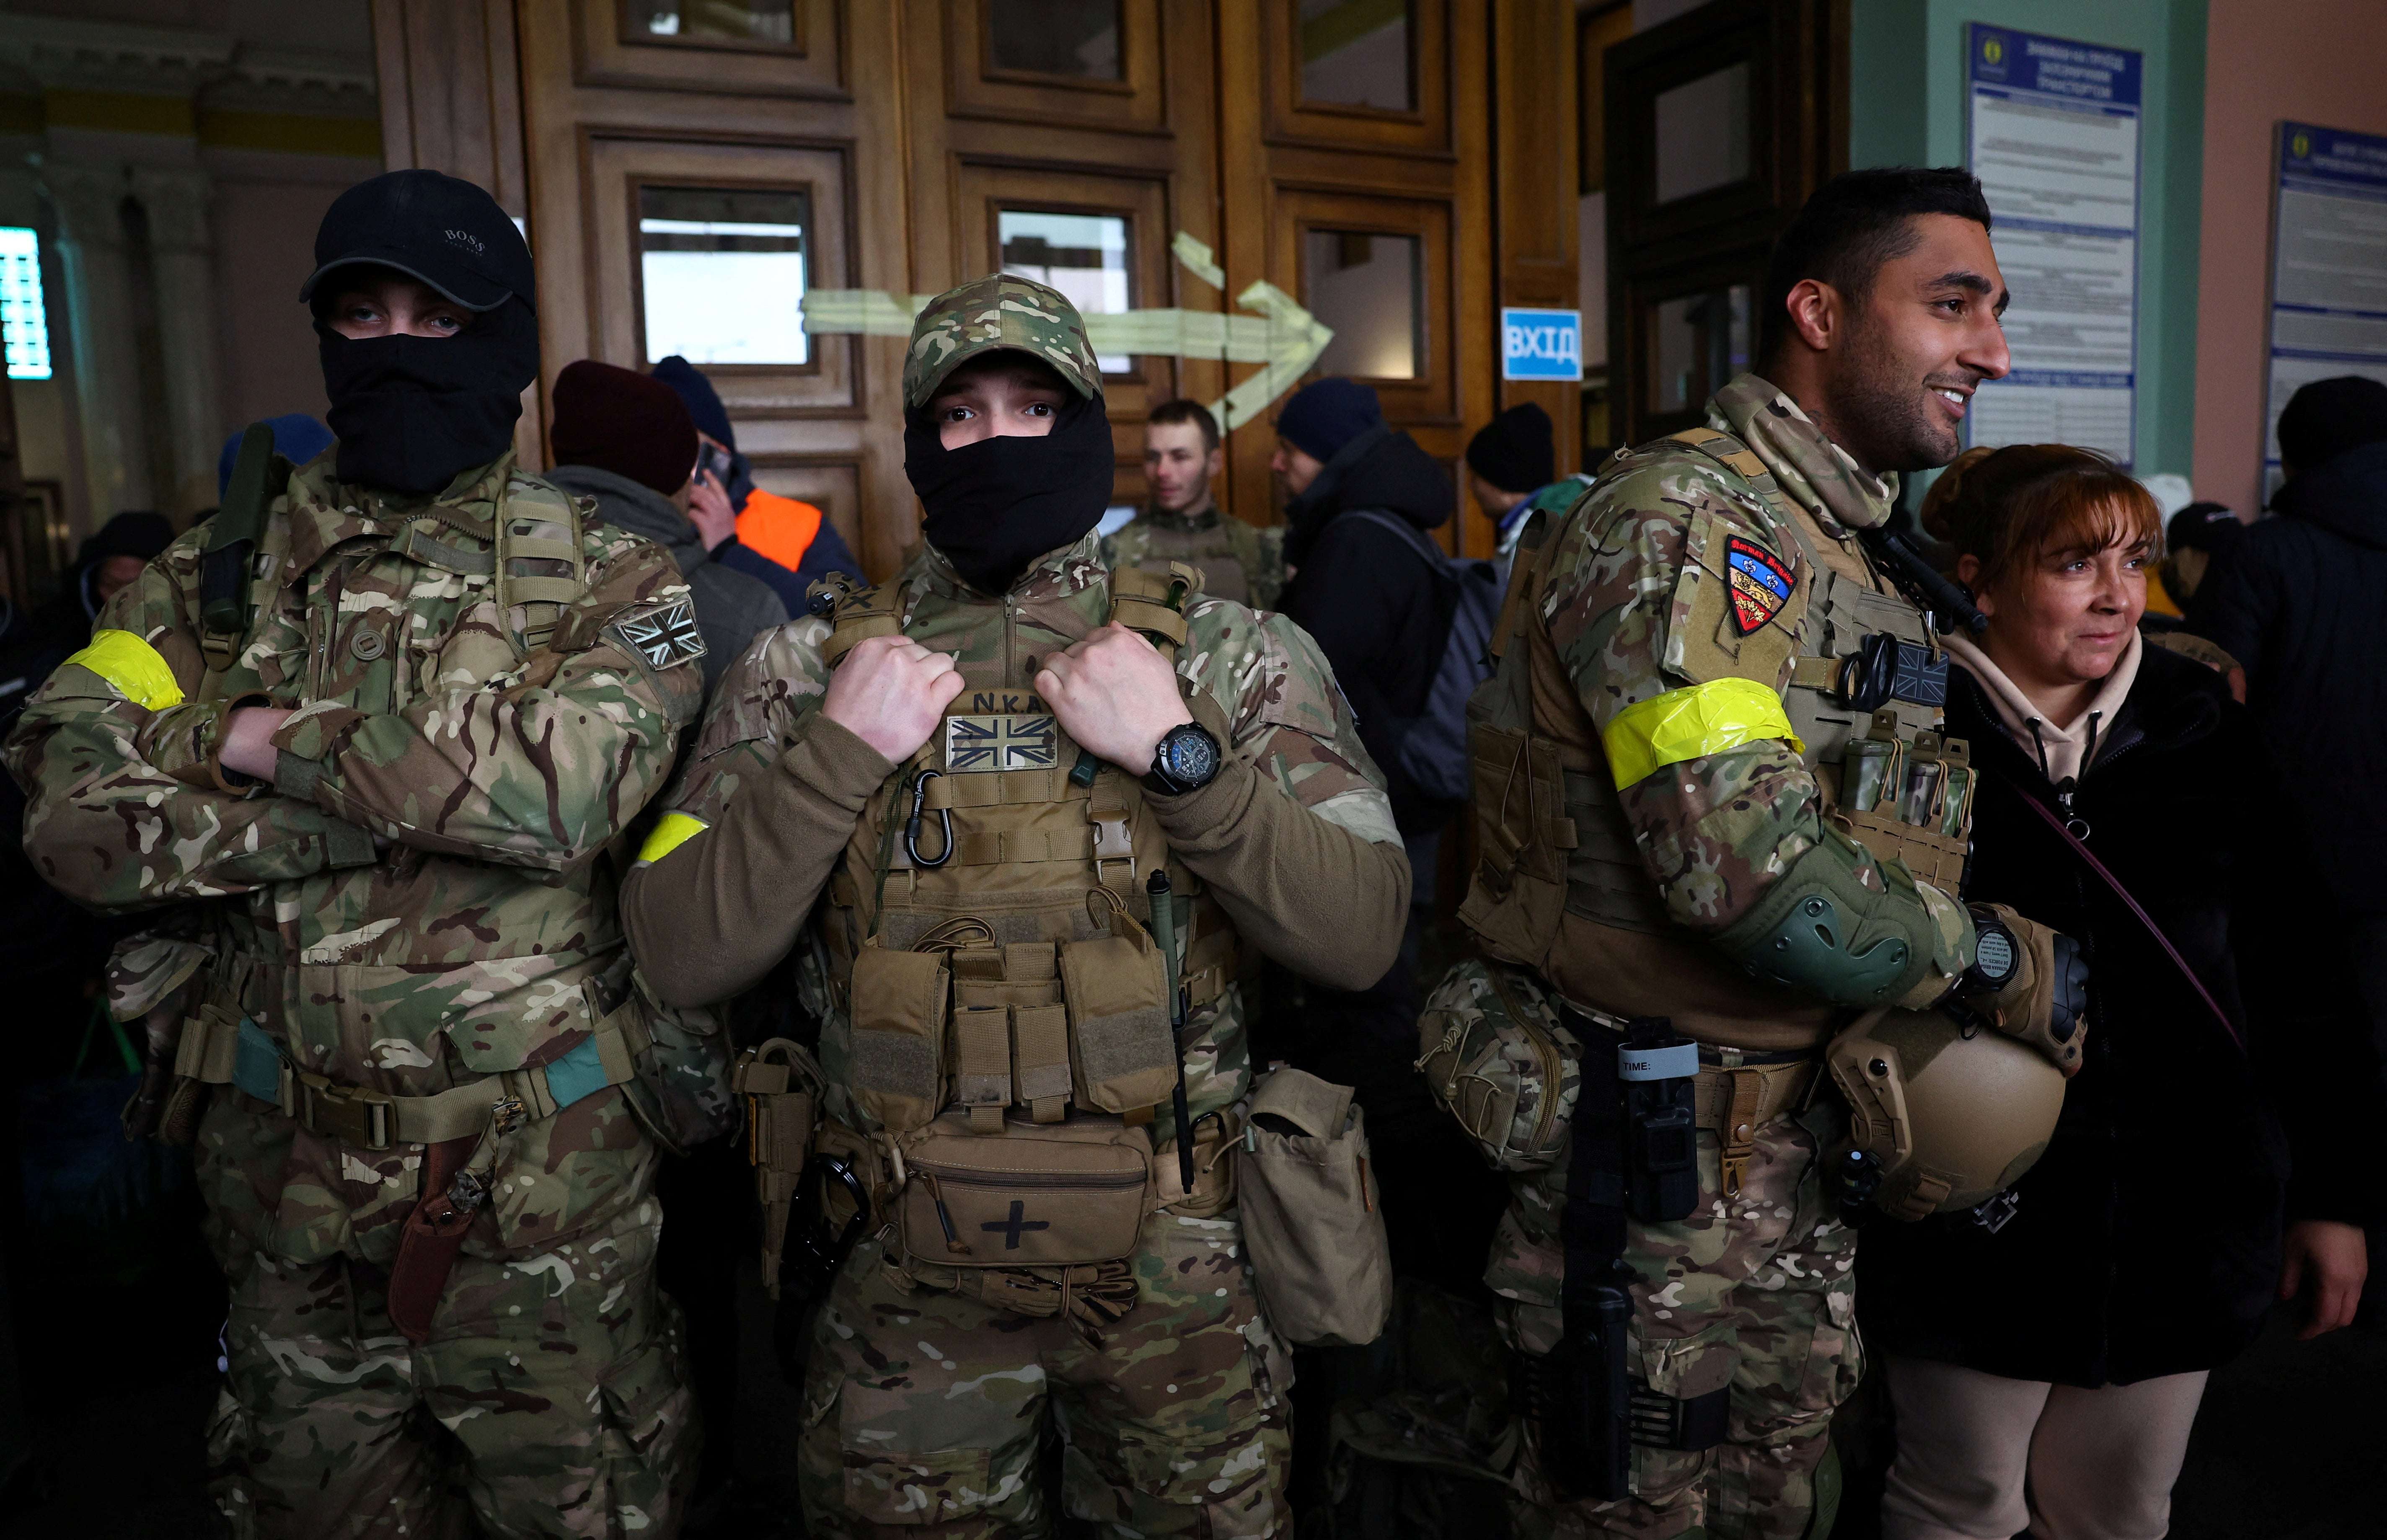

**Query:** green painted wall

left=1846, top=0, right=2208, bottom=477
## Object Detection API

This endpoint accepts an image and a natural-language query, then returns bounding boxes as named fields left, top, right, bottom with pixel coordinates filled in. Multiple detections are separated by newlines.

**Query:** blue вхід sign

left=1502, top=307, right=1582, bottom=381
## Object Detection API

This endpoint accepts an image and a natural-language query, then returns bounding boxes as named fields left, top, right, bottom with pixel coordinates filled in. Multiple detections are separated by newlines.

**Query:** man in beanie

left=2189, top=374, right=2387, bottom=1066
left=1464, top=401, right=1591, bottom=573
left=548, top=359, right=786, bottom=693
left=621, top=273, right=1407, bottom=1535
left=649, top=354, right=860, bottom=613
left=7, top=169, right=703, bottom=1537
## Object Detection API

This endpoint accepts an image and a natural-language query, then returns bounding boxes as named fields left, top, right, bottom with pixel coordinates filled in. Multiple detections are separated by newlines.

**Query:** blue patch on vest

left=233, top=1016, right=283, bottom=1104
left=543, top=1036, right=610, bottom=1110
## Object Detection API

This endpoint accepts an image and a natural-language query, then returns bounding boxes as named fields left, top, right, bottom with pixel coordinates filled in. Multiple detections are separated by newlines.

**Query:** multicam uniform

left=5, top=455, right=705, bottom=1538
left=619, top=275, right=1409, bottom=1538
left=1445, top=375, right=1986, bottom=1539
left=1103, top=505, right=1288, bottom=610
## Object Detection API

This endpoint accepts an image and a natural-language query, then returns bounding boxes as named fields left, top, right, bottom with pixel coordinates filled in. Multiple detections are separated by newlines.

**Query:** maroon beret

left=549, top=359, right=697, bottom=496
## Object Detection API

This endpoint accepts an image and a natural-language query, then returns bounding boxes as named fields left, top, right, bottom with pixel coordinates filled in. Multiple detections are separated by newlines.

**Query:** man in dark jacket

left=546, top=359, right=786, bottom=693
left=2186, top=375, right=2387, bottom=1058
left=650, top=354, right=861, bottom=612
left=1266, top=377, right=1503, bottom=1308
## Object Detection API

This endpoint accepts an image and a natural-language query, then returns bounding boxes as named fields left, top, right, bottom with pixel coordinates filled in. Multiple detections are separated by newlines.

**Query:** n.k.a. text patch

left=1724, top=537, right=1793, bottom=636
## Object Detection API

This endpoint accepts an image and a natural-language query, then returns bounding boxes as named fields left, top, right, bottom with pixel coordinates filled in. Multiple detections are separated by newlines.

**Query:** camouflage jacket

left=4, top=453, right=704, bottom=1267
left=1490, top=373, right=1971, bottom=1028
left=1102, top=503, right=1288, bottom=610
left=630, top=530, right=1399, bottom=1136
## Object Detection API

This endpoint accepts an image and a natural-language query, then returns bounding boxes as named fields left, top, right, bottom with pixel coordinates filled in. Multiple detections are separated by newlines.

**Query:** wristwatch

left=1143, top=721, right=1222, bottom=796
left=1953, top=904, right=2022, bottom=996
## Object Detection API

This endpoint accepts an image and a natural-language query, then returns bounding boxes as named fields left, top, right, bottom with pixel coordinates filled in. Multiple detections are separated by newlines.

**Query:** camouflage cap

left=903, top=274, right=1103, bottom=411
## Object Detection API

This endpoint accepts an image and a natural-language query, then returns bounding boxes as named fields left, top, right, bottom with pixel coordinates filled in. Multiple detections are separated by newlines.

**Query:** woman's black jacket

left=1857, top=643, right=2375, bottom=1387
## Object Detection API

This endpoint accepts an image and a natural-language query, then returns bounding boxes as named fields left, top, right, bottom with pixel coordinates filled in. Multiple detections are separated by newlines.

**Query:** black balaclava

left=316, top=295, right=538, bottom=498
left=903, top=369, right=1115, bottom=596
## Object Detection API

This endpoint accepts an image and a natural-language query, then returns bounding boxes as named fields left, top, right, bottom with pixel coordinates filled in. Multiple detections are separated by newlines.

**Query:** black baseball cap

left=299, top=169, right=534, bottom=314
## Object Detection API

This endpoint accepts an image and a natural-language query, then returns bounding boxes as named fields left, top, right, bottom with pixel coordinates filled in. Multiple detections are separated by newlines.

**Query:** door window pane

left=1300, top=0, right=1413, bottom=111
left=630, top=0, right=795, bottom=45
left=1648, top=284, right=1750, bottom=415
left=1306, top=230, right=1421, bottom=380
left=988, top=0, right=1122, bottom=80
left=1653, top=62, right=1751, bottom=204
left=639, top=186, right=810, bottom=366
left=999, top=209, right=1132, bottom=373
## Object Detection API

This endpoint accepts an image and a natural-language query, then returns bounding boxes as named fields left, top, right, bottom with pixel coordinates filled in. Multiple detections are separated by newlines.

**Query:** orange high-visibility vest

left=737, top=488, right=826, bottom=571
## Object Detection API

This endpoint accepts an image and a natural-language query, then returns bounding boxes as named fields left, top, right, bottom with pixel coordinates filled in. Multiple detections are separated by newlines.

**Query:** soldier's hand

left=1958, top=905, right=2089, bottom=1077
left=821, top=635, right=964, bottom=764
left=220, top=705, right=295, bottom=782
left=1037, top=623, right=1193, bottom=776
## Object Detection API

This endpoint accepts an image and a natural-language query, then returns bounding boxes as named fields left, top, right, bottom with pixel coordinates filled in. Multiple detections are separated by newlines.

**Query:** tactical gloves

left=1946, top=903, right=2090, bottom=1077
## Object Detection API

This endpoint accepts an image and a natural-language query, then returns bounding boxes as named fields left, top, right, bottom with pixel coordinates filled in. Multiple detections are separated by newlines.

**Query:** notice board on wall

left=1963, top=24, right=2143, bottom=466
left=2265, top=124, right=2387, bottom=501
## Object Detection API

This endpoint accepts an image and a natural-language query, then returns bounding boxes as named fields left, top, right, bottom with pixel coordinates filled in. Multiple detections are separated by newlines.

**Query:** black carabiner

left=905, top=769, right=954, bottom=868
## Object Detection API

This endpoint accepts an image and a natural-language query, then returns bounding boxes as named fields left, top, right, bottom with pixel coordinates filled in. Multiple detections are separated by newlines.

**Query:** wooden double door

left=372, top=0, right=1579, bottom=579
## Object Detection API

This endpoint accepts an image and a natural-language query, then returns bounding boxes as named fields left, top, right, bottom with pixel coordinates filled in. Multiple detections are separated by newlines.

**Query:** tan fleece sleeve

left=1144, top=756, right=1411, bottom=992
left=621, top=713, right=894, bottom=1007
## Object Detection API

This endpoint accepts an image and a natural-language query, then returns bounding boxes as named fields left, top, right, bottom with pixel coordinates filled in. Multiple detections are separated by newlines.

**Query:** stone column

left=129, top=165, right=222, bottom=518
left=36, top=158, right=153, bottom=524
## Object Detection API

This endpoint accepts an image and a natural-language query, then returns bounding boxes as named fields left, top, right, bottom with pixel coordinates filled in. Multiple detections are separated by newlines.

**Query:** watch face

left=1973, top=926, right=2017, bottom=984
left=1164, top=727, right=1218, bottom=785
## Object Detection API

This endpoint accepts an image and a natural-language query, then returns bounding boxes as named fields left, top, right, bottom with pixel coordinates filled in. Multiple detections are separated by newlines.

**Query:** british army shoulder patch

left=1724, top=537, right=1793, bottom=636
left=613, top=599, right=707, bottom=670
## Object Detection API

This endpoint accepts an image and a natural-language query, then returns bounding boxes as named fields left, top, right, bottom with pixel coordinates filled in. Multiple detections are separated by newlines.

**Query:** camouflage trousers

left=797, top=1207, right=1293, bottom=1538
left=206, top=1202, right=698, bottom=1539
left=1500, top=1103, right=1859, bottom=1540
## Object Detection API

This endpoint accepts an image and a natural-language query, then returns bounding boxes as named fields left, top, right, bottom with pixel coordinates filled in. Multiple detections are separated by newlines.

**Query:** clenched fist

left=1037, top=623, right=1193, bottom=776
left=821, top=634, right=965, bottom=763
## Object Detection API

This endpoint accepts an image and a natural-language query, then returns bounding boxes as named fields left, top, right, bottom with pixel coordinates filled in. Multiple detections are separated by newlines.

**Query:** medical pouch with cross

left=817, top=563, right=1232, bottom=1271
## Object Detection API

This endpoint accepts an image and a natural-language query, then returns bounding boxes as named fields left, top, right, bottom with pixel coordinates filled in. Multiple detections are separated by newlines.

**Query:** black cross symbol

left=981, top=1200, right=1050, bottom=1251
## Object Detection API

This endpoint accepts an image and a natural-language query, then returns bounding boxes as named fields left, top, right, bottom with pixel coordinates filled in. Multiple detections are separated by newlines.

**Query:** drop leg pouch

left=1237, top=1066, right=1393, bottom=1348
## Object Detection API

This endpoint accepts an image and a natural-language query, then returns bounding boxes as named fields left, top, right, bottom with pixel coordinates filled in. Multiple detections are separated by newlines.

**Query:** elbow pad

left=1711, top=835, right=1944, bottom=1008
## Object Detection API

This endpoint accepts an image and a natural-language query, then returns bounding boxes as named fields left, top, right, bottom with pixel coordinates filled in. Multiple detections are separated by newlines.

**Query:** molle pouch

left=1237, top=1067, right=1394, bottom=1347
left=1060, top=924, right=1177, bottom=1116
left=848, top=942, right=949, bottom=1133
left=1841, top=735, right=1903, bottom=814
left=1416, top=958, right=1582, bottom=1173
left=1832, top=718, right=1971, bottom=892
left=896, top=1110, right=1156, bottom=1269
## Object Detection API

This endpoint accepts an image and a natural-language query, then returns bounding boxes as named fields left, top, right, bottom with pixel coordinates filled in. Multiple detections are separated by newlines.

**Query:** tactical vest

left=1120, top=512, right=1263, bottom=605
left=803, top=562, right=1244, bottom=1272
left=1457, top=428, right=1971, bottom=1052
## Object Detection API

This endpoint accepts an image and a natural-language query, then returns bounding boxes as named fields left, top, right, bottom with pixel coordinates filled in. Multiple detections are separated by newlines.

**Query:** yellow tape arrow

left=796, top=231, right=1333, bottom=432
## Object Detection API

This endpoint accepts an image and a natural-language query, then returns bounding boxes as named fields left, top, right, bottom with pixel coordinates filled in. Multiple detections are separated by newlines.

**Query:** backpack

left=1342, top=510, right=1503, bottom=806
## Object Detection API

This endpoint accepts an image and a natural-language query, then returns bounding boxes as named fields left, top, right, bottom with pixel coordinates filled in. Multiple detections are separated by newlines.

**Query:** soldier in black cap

left=6, top=169, right=707, bottom=1537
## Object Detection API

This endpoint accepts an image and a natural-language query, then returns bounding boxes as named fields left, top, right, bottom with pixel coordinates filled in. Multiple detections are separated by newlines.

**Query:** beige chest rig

left=1126, top=517, right=1254, bottom=606
left=800, top=563, right=1241, bottom=1279
left=1460, top=428, right=1973, bottom=1009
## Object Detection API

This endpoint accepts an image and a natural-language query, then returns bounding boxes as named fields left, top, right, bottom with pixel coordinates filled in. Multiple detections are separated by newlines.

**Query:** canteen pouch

left=896, top=1110, right=1156, bottom=1269
left=1238, top=1066, right=1394, bottom=1347
left=1417, top=958, right=1583, bottom=1173
left=849, top=942, right=949, bottom=1133
left=1059, top=927, right=1177, bottom=1114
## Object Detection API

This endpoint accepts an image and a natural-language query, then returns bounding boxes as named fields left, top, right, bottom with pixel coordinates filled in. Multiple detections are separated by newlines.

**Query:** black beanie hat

left=1466, top=403, right=1557, bottom=494
left=549, top=360, right=698, bottom=496
left=2277, top=375, right=2387, bottom=472
left=78, top=512, right=173, bottom=568
left=2167, top=501, right=2243, bottom=556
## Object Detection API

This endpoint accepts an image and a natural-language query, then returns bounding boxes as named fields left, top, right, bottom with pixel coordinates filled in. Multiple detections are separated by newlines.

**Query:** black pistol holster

left=1528, top=1012, right=1722, bottom=1502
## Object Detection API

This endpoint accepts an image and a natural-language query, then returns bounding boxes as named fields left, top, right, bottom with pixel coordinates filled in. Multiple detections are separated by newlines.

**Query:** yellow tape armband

left=634, top=811, right=709, bottom=868
left=62, top=629, right=185, bottom=711
left=1601, top=677, right=1804, bottom=789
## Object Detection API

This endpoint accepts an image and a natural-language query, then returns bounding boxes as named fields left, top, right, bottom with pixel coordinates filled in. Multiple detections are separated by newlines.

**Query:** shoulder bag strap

left=2005, top=783, right=2246, bottom=1055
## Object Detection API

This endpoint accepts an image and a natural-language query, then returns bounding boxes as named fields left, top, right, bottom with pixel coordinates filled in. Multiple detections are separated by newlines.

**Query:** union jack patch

left=944, top=713, right=1058, bottom=773
left=1724, top=537, right=1793, bottom=636
left=612, top=599, right=706, bottom=670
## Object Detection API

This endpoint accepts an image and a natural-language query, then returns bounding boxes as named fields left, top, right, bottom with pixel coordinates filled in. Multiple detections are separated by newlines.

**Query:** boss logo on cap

left=445, top=227, right=485, bottom=254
